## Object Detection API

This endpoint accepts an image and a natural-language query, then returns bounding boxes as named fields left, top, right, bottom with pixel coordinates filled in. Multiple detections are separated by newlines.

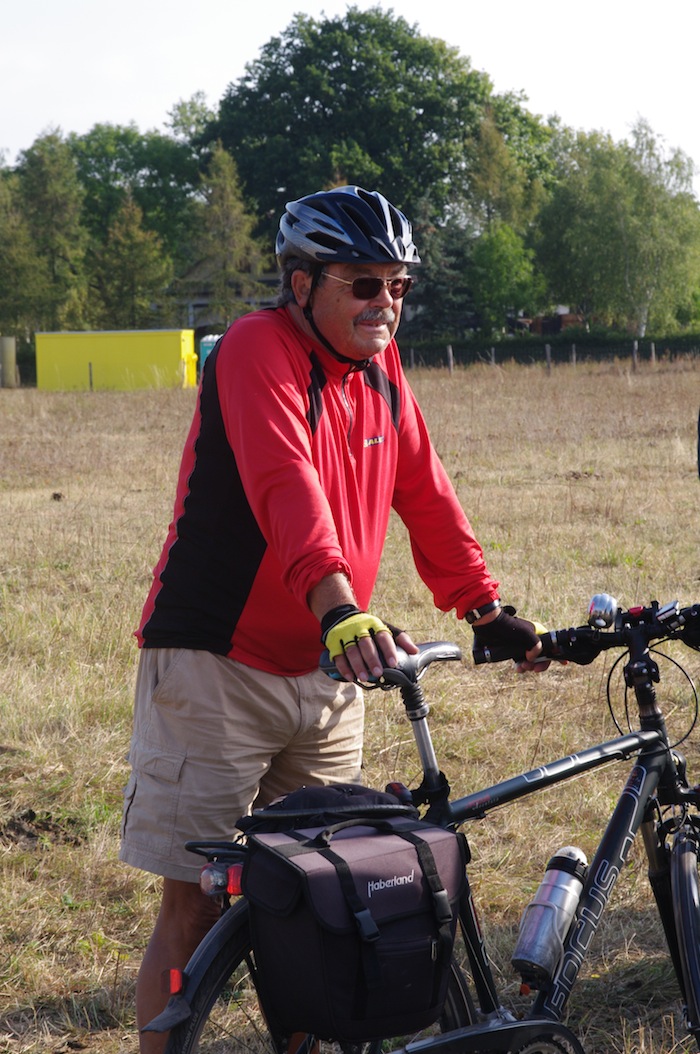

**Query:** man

left=120, top=185, right=544, bottom=1051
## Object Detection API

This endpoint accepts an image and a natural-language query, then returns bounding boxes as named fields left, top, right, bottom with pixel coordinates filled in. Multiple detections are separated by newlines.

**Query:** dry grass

left=1, top=357, right=699, bottom=1052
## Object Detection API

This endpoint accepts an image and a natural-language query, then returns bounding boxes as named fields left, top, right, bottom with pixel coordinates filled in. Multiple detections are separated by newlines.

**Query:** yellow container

left=35, top=330, right=197, bottom=391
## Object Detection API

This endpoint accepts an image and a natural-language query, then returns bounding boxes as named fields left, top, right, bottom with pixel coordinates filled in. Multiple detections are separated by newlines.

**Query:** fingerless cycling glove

left=321, top=605, right=391, bottom=660
left=471, top=605, right=544, bottom=653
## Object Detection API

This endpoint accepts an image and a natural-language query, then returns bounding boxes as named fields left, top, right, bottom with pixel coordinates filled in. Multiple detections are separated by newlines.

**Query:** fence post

left=632, top=340, right=638, bottom=371
left=490, top=346, right=496, bottom=366
left=0, top=336, right=18, bottom=388
left=446, top=345, right=454, bottom=374
left=570, top=343, right=576, bottom=366
left=650, top=341, right=656, bottom=367
left=545, top=343, right=552, bottom=373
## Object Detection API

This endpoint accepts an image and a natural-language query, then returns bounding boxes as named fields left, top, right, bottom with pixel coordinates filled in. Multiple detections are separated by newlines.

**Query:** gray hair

left=275, top=256, right=323, bottom=307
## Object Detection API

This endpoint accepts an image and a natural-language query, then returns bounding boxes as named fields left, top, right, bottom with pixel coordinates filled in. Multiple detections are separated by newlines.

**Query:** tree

left=468, top=111, right=549, bottom=235
left=535, top=123, right=700, bottom=336
left=180, top=145, right=266, bottom=328
left=403, top=212, right=476, bottom=339
left=470, top=222, right=543, bottom=334
left=16, top=131, right=88, bottom=330
left=90, top=194, right=174, bottom=329
left=209, top=6, right=496, bottom=233
left=0, top=172, right=51, bottom=336
left=69, top=123, right=201, bottom=268
left=166, top=92, right=216, bottom=146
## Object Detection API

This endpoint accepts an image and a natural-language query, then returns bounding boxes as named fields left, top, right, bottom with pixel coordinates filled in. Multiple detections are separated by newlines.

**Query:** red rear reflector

left=227, top=863, right=243, bottom=896
left=629, top=605, right=644, bottom=618
left=161, top=968, right=184, bottom=995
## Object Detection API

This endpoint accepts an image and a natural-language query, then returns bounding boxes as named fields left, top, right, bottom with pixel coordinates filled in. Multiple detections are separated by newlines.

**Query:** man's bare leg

left=136, top=878, right=221, bottom=1054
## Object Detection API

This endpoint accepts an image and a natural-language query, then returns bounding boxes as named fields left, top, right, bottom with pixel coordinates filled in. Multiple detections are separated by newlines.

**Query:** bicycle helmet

left=276, top=185, right=421, bottom=265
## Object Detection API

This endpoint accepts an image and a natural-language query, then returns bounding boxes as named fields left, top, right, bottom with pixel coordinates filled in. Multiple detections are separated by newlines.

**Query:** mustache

left=354, top=307, right=397, bottom=325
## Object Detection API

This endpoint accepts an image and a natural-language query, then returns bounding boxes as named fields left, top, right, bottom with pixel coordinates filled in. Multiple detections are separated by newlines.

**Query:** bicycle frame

left=157, top=603, right=700, bottom=1054
left=439, top=730, right=664, bottom=1021
left=394, top=616, right=700, bottom=1046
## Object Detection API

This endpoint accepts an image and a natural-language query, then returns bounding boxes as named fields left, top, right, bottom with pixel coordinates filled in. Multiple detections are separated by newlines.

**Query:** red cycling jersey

left=138, top=307, right=499, bottom=675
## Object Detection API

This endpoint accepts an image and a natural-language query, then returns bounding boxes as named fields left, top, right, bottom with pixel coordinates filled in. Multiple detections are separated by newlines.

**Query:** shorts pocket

left=129, top=738, right=186, bottom=783
left=120, top=738, right=186, bottom=857
left=150, top=648, right=189, bottom=708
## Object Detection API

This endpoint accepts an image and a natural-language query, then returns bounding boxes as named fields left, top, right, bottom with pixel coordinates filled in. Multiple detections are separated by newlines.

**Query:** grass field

left=1, top=356, right=699, bottom=1053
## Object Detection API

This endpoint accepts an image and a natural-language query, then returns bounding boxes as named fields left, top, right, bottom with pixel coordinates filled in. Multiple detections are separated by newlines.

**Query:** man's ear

left=291, top=269, right=314, bottom=308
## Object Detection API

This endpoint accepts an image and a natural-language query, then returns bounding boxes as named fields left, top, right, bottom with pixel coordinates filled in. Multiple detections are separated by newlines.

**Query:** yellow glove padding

left=324, top=611, right=391, bottom=661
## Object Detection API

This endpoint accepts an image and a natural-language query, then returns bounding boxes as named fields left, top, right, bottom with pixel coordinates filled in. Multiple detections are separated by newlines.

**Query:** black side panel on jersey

left=306, top=351, right=328, bottom=436
left=141, top=346, right=268, bottom=653
left=363, top=362, right=401, bottom=431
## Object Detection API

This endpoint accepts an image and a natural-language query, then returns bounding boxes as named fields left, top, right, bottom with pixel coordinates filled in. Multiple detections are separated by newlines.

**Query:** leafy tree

left=403, top=212, right=476, bottom=339
left=209, top=6, right=496, bottom=233
left=488, top=92, right=558, bottom=195
left=90, top=194, right=174, bottom=329
left=68, top=123, right=200, bottom=267
left=180, top=145, right=266, bottom=328
left=470, top=222, right=543, bottom=334
left=0, top=173, right=51, bottom=335
left=535, top=123, right=700, bottom=336
left=166, top=92, right=216, bottom=145
left=468, top=115, right=532, bottom=232
left=16, top=131, right=88, bottom=330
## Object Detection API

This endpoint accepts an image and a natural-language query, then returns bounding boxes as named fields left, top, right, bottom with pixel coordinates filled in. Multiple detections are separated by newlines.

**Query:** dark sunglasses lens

left=352, top=276, right=413, bottom=299
left=390, top=277, right=413, bottom=298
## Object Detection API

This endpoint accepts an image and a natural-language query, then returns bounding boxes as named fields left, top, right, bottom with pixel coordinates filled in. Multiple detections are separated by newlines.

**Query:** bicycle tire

left=671, top=822, right=700, bottom=1042
left=164, top=897, right=477, bottom=1054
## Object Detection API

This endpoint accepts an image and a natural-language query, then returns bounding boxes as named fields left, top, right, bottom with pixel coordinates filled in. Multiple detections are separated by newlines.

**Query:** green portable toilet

left=199, top=335, right=222, bottom=375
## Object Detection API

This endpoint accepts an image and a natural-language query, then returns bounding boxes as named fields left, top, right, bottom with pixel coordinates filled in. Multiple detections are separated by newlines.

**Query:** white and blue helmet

left=276, top=185, right=420, bottom=265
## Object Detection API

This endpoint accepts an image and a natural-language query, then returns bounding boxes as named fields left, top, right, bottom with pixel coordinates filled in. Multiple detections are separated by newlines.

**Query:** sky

left=3, top=0, right=700, bottom=193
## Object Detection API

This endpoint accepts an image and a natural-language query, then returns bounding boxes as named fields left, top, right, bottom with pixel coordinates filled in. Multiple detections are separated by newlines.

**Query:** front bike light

left=200, top=861, right=244, bottom=897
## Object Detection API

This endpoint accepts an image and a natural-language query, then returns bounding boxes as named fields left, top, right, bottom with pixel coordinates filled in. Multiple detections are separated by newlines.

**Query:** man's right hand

left=321, top=605, right=417, bottom=682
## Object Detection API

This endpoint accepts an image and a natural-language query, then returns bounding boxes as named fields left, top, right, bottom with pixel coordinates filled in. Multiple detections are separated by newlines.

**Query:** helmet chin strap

left=302, top=297, right=370, bottom=371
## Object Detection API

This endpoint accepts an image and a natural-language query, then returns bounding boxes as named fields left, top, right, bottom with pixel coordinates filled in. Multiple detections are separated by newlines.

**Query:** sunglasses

left=322, top=272, right=414, bottom=300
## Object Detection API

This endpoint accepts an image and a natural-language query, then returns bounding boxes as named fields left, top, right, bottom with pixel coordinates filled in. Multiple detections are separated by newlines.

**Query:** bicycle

left=145, top=592, right=700, bottom=1054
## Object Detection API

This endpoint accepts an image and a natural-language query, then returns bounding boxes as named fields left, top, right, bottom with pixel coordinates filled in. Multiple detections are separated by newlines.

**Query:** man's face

left=299, top=263, right=410, bottom=361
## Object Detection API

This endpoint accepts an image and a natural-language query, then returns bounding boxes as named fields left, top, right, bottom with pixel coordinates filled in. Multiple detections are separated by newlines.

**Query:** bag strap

left=268, top=831, right=382, bottom=942
left=392, top=828, right=454, bottom=968
left=267, top=828, right=383, bottom=987
left=310, top=819, right=454, bottom=946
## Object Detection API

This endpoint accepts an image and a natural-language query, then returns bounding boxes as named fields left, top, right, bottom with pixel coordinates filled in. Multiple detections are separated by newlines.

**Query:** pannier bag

left=241, top=799, right=469, bottom=1041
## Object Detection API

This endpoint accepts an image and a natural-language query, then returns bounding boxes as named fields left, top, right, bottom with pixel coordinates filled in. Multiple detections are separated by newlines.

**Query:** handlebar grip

left=471, top=633, right=551, bottom=666
left=472, top=628, right=603, bottom=666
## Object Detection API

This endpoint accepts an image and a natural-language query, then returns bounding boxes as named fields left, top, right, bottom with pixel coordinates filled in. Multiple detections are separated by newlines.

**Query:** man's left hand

left=472, top=606, right=550, bottom=673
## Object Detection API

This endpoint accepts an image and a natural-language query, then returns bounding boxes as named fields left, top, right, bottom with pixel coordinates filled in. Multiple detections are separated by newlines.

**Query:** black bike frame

left=536, top=734, right=673, bottom=1019
left=435, top=727, right=674, bottom=1022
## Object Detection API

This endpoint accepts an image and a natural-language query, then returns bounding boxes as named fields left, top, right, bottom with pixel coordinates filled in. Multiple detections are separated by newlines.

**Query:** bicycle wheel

left=671, top=821, right=700, bottom=1043
left=164, top=898, right=477, bottom=1054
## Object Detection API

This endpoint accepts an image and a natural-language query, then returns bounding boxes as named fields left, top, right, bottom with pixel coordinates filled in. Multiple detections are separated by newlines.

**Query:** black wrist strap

left=320, top=604, right=361, bottom=642
left=464, top=599, right=501, bottom=625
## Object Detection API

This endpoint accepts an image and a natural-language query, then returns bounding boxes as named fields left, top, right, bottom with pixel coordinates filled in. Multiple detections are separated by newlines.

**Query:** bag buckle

left=354, top=907, right=380, bottom=942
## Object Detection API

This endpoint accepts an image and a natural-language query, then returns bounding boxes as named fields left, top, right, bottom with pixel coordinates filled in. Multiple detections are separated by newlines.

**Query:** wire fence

left=402, top=334, right=700, bottom=370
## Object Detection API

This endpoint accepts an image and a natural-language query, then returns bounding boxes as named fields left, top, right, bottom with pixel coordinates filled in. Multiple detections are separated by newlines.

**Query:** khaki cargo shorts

left=119, top=648, right=364, bottom=882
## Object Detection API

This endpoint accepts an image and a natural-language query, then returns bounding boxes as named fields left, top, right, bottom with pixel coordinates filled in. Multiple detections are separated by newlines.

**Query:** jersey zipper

left=340, top=370, right=355, bottom=456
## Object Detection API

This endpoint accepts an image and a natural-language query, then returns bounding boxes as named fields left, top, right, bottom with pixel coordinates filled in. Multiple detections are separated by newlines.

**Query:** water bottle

left=511, top=846, right=588, bottom=986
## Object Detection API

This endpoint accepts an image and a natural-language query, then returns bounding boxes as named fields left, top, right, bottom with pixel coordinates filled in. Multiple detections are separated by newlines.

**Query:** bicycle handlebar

left=318, top=600, right=700, bottom=686
left=472, top=599, right=700, bottom=666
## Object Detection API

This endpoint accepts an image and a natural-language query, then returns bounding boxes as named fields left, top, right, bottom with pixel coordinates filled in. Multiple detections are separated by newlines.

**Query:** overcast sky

left=4, top=0, right=699, bottom=193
